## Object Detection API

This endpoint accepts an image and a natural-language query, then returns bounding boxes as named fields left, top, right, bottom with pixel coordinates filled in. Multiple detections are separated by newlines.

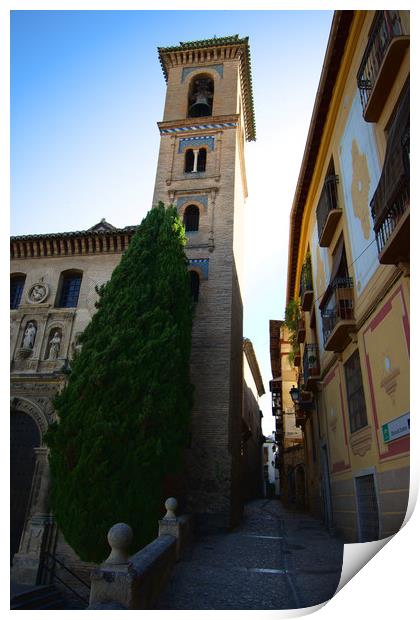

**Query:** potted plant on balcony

left=285, top=298, right=301, bottom=367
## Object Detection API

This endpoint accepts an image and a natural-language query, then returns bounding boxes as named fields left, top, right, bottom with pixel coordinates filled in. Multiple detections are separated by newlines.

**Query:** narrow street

left=157, top=499, right=344, bottom=610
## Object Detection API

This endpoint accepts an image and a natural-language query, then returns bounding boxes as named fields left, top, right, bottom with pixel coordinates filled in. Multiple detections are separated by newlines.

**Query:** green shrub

left=45, top=203, right=194, bottom=562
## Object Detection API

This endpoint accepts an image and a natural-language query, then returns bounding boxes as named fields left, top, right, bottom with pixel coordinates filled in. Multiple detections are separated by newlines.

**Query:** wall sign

left=382, top=412, right=410, bottom=443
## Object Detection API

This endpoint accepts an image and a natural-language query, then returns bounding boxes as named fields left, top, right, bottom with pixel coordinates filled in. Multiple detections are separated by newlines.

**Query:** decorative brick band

left=188, top=258, right=209, bottom=279
left=178, top=136, right=215, bottom=153
left=182, top=64, right=224, bottom=82
left=177, top=195, right=208, bottom=210
left=160, top=122, right=237, bottom=135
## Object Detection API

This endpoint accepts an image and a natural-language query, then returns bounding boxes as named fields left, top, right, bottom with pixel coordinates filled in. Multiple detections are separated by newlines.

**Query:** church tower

left=154, top=36, right=256, bottom=530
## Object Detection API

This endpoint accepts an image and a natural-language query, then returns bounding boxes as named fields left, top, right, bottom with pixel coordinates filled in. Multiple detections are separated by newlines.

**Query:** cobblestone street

left=157, top=499, right=344, bottom=610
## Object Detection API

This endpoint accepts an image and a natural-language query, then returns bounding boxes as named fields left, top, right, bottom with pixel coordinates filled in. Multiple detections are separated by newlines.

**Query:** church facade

left=11, top=35, right=258, bottom=588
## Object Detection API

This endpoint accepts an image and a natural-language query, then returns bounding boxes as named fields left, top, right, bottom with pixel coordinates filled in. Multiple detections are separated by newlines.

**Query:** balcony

left=357, top=11, right=409, bottom=122
left=321, top=277, right=356, bottom=352
left=299, top=258, right=314, bottom=311
left=297, top=317, right=306, bottom=344
left=295, top=410, right=306, bottom=428
left=316, top=175, right=341, bottom=247
left=371, top=88, right=409, bottom=265
left=303, top=343, right=320, bottom=390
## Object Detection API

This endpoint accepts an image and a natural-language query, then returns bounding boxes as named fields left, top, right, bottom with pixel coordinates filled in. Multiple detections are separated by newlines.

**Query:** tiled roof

left=10, top=221, right=138, bottom=241
left=158, top=34, right=247, bottom=53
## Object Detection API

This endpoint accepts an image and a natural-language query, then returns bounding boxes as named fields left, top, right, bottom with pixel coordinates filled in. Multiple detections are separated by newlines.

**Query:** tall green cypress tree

left=45, top=203, right=194, bottom=562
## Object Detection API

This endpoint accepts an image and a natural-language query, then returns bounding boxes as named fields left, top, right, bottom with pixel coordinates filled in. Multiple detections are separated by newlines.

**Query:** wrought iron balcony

left=371, top=88, right=409, bottom=265
left=316, top=175, right=341, bottom=247
left=303, top=343, right=320, bottom=390
left=373, top=176, right=409, bottom=265
left=295, top=410, right=306, bottom=428
left=357, top=11, right=409, bottom=122
left=297, top=317, right=306, bottom=343
left=321, top=277, right=356, bottom=352
left=299, top=259, right=314, bottom=310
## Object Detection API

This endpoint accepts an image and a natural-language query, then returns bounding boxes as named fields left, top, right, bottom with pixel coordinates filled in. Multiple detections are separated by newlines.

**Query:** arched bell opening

left=188, top=75, right=214, bottom=118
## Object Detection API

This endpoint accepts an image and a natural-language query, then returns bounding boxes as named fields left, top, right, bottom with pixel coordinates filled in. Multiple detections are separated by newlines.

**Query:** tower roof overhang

left=157, top=35, right=256, bottom=142
left=286, top=11, right=354, bottom=303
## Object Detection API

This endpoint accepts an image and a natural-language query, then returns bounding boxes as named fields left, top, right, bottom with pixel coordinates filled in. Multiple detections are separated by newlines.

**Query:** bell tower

left=153, top=35, right=256, bottom=530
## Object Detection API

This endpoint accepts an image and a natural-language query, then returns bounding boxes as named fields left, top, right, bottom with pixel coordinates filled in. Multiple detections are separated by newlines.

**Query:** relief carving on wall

left=349, top=424, right=373, bottom=457
left=351, top=139, right=371, bottom=241
left=380, top=355, right=401, bottom=406
left=28, top=282, right=49, bottom=304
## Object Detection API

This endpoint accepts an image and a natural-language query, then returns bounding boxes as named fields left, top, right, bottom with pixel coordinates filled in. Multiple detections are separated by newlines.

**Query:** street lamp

left=289, top=385, right=300, bottom=404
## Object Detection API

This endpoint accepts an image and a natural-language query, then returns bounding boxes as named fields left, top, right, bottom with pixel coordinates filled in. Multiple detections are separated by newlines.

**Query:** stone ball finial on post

left=104, top=523, right=133, bottom=565
left=163, top=497, right=178, bottom=520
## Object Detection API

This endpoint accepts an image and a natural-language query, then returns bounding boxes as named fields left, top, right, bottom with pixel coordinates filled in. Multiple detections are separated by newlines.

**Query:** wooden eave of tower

left=157, top=113, right=240, bottom=133
left=286, top=11, right=354, bottom=303
left=243, top=338, right=265, bottom=397
left=157, top=35, right=256, bottom=142
left=10, top=223, right=138, bottom=260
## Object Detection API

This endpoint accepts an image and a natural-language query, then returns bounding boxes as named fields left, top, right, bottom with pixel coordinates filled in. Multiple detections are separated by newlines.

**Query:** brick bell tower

left=153, top=35, right=256, bottom=531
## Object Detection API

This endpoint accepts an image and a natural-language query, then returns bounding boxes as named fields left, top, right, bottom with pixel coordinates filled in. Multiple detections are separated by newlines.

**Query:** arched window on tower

left=183, top=205, right=200, bottom=232
left=188, top=75, right=214, bottom=118
left=197, top=148, right=207, bottom=172
left=185, top=149, right=195, bottom=173
left=190, top=271, right=200, bottom=302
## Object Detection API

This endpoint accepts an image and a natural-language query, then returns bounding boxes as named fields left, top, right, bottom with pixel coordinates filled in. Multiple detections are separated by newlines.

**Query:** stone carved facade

left=10, top=221, right=137, bottom=586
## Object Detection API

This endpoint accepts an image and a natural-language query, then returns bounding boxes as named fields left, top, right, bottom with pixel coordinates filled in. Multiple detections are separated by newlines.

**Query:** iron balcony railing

left=372, top=175, right=409, bottom=256
left=321, top=277, right=354, bottom=346
left=299, top=259, right=313, bottom=298
left=357, top=11, right=405, bottom=114
left=316, top=175, right=340, bottom=242
left=303, top=343, right=320, bottom=386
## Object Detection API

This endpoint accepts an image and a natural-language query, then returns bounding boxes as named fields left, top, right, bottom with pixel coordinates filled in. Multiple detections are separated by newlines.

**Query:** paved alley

left=157, top=499, right=344, bottom=610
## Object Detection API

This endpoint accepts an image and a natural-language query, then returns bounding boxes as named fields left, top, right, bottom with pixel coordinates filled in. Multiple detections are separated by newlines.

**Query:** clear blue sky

left=11, top=10, right=333, bottom=434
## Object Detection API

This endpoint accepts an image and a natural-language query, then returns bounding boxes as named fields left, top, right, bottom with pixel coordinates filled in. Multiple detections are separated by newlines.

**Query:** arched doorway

left=10, top=411, right=41, bottom=562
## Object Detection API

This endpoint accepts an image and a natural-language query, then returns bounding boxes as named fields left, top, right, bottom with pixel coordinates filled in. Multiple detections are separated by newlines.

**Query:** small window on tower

left=197, top=148, right=207, bottom=172
left=183, top=205, right=200, bottom=232
left=185, top=149, right=194, bottom=173
left=188, top=75, right=214, bottom=118
left=190, top=271, right=200, bottom=302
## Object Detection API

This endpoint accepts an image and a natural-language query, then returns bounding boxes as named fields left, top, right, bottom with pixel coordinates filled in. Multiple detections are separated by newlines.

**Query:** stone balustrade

left=88, top=498, right=193, bottom=610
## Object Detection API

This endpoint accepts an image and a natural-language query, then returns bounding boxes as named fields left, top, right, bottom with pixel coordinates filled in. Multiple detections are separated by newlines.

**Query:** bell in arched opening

left=188, top=76, right=214, bottom=118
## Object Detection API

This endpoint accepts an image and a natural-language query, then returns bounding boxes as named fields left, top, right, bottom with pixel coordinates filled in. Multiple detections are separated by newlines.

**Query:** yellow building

left=286, top=10, right=409, bottom=542
left=269, top=321, right=305, bottom=507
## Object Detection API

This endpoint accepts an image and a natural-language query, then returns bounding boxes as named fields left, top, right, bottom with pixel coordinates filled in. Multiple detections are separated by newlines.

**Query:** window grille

left=345, top=350, right=368, bottom=433
left=58, top=273, right=82, bottom=308
left=184, top=205, right=200, bottom=232
left=10, top=275, right=25, bottom=309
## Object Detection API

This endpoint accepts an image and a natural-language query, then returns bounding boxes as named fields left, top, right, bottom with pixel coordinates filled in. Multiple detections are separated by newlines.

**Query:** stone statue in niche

left=47, top=331, right=61, bottom=360
left=22, top=322, right=37, bottom=349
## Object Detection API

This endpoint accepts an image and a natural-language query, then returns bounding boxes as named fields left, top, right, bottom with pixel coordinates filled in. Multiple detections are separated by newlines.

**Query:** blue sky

left=10, top=10, right=333, bottom=434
